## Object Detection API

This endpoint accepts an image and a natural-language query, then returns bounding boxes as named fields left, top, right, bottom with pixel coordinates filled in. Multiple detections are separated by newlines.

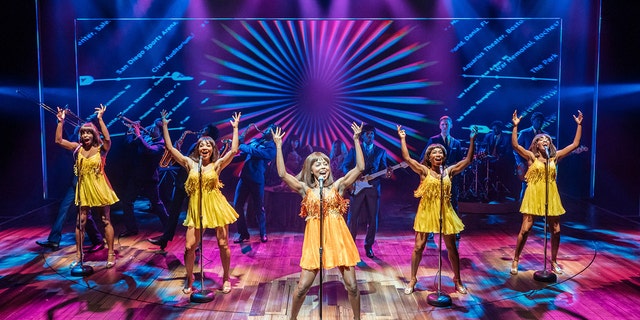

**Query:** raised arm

left=338, top=122, right=364, bottom=192
left=397, top=125, right=427, bottom=176
left=511, top=110, right=534, bottom=162
left=54, top=108, right=79, bottom=151
left=160, top=110, right=192, bottom=170
left=449, top=126, right=478, bottom=176
left=273, top=127, right=305, bottom=195
left=217, top=112, right=241, bottom=171
left=95, top=104, right=111, bottom=152
left=555, top=110, right=583, bottom=160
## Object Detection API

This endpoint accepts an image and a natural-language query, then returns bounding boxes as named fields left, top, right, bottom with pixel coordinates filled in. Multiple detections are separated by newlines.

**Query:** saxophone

left=159, top=130, right=195, bottom=168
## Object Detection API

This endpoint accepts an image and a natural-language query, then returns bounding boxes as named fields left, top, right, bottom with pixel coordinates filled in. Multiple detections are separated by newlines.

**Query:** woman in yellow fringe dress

left=161, top=110, right=241, bottom=294
left=397, top=124, right=478, bottom=295
left=510, top=110, right=583, bottom=275
left=272, top=123, right=364, bottom=320
left=55, top=104, right=119, bottom=268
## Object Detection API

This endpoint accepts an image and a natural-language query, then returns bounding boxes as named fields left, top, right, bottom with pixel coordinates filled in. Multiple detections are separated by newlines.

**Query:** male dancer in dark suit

left=341, top=123, right=389, bottom=259
left=119, top=119, right=169, bottom=237
left=233, top=124, right=276, bottom=243
left=420, top=116, right=464, bottom=240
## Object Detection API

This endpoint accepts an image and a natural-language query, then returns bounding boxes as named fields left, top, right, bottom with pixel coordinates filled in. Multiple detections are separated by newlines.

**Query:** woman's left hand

left=95, top=104, right=106, bottom=119
left=231, top=112, right=241, bottom=128
left=273, top=127, right=285, bottom=148
left=469, top=125, right=478, bottom=139
left=574, top=110, right=583, bottom=125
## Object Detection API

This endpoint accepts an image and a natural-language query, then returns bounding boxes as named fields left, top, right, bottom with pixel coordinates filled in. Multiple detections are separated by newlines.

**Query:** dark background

left=1, top=1, right=638, bottom=217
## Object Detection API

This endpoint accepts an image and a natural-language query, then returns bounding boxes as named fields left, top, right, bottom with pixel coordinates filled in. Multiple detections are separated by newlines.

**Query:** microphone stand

left=191, top=155, right=215, bottom=302
left=71, top=160, right=94, bottom=276
left=318, top=178, right=324, bottom=319
left=428, top=166, right=452, bottom=307
left=534, top=150, right=557, bottom=282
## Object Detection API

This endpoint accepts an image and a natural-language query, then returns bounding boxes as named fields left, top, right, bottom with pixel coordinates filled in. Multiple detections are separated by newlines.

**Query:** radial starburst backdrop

left=202, top=19, right=436, bottom=157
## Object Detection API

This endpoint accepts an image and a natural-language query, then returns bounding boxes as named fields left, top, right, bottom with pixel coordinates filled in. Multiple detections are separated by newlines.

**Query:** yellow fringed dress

left=75, top=151, right=119, bottom=207
left=520, top=158, right=565, bottom=216
left=413, top=173, right=464, bottom=235
left=299, top=188, right=361, bottom=270
left=183, top=168, right=239, bottom=229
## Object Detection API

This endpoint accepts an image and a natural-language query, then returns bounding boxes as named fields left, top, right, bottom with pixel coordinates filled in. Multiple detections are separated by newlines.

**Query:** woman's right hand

left=397, top=124, right=406, bottom=139
left=273, top=127, right=285, bottom=148
left=56, top=107, right=66, bottom=122
left=512, top=110, right=521, bottom=126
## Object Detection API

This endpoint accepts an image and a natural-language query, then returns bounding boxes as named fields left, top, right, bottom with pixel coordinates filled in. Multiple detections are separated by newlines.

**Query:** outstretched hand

left=160, top=110, right=171, bottom=126
left=272, top=126, right=285, bottom=148
left=56, top=107, right=66, bottom=122
left=396, top=125, right=406, bottom=139
left=351, top=122, right=363, bottom=140
left=95, top=104, right=107, bottom=119
left=469, top=125, right=478, bottom=139
left=573, top=110, right=583, bottom=125
left=512, top=110, right=522, bottom=127
left=231, top=112, right=241, bottom=128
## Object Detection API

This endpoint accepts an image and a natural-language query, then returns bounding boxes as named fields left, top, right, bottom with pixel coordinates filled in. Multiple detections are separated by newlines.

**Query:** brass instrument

left=17, top=89, right=84, bottom=127
left=117, top=112, right=152, bottom=136
left=159, top=130, right=196, bottom=168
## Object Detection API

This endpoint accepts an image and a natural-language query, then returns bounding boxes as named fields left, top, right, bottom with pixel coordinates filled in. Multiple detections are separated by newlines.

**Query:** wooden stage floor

left=1, top=195, right=639, bottom=319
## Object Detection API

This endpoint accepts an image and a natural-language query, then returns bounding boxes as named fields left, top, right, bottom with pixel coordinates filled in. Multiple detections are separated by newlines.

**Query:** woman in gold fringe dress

left=161, top=110, right=241, bottom=294
left=397, top=124, right=478, bottom=295
left=55, top=104, right=119, bottom=269
left=510, top=110, right=583, bottom=275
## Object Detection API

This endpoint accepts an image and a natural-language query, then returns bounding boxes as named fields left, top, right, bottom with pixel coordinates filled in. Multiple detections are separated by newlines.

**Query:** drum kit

left=459, top=141, right=513, bottom=203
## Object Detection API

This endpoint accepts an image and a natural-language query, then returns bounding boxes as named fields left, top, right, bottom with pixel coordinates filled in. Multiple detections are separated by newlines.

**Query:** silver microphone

left=439, top=165, right=445, bottom=178
left=544, top=146, right=550, bottom=158
left=318, top=177, right=324, bottom=189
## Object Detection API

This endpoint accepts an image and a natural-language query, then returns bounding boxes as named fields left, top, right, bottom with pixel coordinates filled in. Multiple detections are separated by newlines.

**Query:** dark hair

left=490, top=120, right=504, bottom=130
left=531, top=112, right=544, bottom=121
left=439, top=115, right=452, bottom=122
left=188, top=136, right=219, bottom=162
left=78, top=122, right=103, bottom=147
left=203, top=123, right=220, bottom=140
left=422, top=143, right=447, bottom=167
left=362, top=123, right=376, bottom=133
left=529, top=133, right=556, bottom=158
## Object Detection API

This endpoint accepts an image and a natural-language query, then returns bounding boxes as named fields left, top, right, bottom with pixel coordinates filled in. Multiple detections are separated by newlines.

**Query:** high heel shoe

left=510, top=259, right=519, bottom=275
left=220, top=281, right=231, bottom=294
left=106, top=253, right=116, bottom=269
left=550, top=261, right=564, bottom=275
left=453, top=279, right=468, bottom=294
left=404, top=280, right=417, bottom=295
left=182, top=287, right=193, bottom=295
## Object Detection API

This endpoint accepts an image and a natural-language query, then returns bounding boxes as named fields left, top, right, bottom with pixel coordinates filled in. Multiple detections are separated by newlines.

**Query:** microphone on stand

left=198, top=155, right=203, bottom=170
left=429, top=162, right=452, bottom=307
left=544, top=146, right=550, bottom=158
left=318, top=175, right=325, bottom=318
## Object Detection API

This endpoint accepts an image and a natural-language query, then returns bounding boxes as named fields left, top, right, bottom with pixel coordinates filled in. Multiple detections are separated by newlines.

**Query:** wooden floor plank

left=1, top=196, right=639, bottom=319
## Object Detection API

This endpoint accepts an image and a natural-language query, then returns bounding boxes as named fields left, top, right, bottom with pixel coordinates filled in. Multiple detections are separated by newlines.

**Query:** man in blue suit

left=233, top=124, right=277, bottom=243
